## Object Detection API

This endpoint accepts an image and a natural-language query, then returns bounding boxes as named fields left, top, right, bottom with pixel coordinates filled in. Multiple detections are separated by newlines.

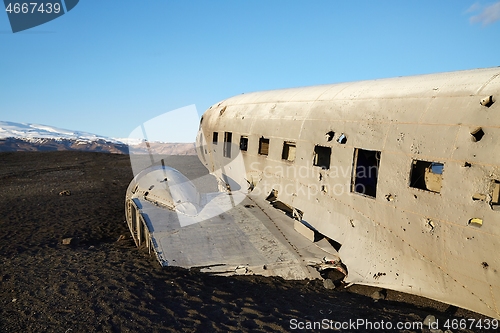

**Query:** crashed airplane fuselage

left=126, top=67, right=500, bottom=319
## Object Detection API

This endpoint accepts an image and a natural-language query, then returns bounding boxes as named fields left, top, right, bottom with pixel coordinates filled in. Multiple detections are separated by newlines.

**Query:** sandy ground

left=0, top=152, right=492, bottom=332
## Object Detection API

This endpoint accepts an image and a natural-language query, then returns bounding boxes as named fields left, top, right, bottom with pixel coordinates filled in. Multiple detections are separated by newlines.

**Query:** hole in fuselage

left=470, top=128, right=485, bottom=142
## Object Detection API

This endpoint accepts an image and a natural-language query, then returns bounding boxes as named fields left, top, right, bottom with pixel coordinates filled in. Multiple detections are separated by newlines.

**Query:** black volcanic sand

left=0, top=152, right=491, bottom=332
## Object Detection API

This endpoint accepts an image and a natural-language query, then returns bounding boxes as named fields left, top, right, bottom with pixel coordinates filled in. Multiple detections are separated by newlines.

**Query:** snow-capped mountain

left=0, top=121, right=197, bottom=155
left=0, top=121, right=129, bottom=153
left=0, top=121, right=125, bottom=143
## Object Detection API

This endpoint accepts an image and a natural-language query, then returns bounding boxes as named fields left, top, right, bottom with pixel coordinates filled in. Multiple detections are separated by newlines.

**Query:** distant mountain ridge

left=0, top=121, right=196, bottom=155
left=0, top=121, right=123, bottom=143
left=0, top=137, right=130, bottom=154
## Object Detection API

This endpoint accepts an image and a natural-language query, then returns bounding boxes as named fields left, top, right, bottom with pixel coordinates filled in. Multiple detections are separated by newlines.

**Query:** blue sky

left=1, top=1, right=499, bottom=141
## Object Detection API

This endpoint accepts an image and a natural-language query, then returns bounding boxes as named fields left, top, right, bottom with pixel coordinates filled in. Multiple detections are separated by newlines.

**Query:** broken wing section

left=124, top=164, right=338, bottom=279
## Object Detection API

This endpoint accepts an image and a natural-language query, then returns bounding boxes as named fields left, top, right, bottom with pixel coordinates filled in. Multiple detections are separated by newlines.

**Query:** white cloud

left=466, top=2, right=482, bottom=13
left=469, top=1, right=500, bottom=25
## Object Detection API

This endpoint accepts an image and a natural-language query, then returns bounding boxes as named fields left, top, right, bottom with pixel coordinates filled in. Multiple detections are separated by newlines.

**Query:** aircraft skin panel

left=452, top=126, right=500, bottom=165
left=225, top=67, right=500, bottom=105
left=333, top=210, right=498, bottom=319
left=214, top=69, right=500, bottom=125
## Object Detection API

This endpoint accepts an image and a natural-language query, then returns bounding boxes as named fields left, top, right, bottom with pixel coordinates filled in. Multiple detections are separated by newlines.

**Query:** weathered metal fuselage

left=195, top=68, right=500, bottom=319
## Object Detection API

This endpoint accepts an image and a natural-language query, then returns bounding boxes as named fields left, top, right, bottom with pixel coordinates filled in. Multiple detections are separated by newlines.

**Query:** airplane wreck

left=126, top=67, right=500, bottom=319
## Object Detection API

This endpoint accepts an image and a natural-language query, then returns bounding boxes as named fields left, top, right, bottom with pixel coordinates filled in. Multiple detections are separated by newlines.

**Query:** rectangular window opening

left=313, top=145, right=331, bottom=170
left=491, top=180, right=500, bottom=210
left=223, top=132, right=232, bottom=158
left=258, top=137, right=270, bottom=156
left=239, top=136, right=248, bottom=151
left=351, top=148, right=381, bottom=198
left=212, top=132, right=218, bottom=144
left=282, top=141, right=296, bottom=162
left=409, top=160, right=444, bottom=193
